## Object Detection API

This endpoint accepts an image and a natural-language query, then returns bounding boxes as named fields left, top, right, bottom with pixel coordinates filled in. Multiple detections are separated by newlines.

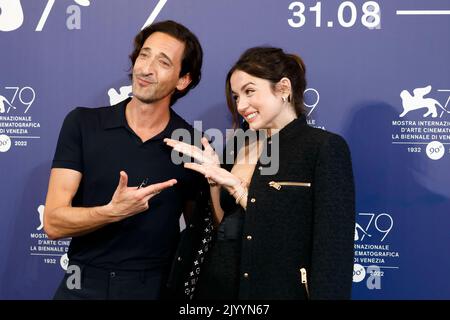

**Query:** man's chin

left=133, top=93, right=158, bottom=104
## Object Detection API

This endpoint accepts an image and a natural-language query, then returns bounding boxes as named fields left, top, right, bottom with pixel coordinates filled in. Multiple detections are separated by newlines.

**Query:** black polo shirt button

left=250, top=198, right=256, bottom=203
left=110, top=272, right=116, bottom=278
left=177, top=256, right=182, bottom=261
left=246, top=235, right=252, bottom=240
left=243, top=272, right=249, bottom=278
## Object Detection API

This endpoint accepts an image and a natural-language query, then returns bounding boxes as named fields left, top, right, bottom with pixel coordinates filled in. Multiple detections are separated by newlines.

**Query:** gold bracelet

left=230, top=179, right=245, bottom=197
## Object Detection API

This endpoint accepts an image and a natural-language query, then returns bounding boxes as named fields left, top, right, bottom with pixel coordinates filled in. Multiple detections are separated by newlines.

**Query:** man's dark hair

left=129, top=20, right=203, bottom=106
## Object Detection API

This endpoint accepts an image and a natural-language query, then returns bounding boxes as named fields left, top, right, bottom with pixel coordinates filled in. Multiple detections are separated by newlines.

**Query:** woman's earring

left=282, top=96, right=287, bottom=102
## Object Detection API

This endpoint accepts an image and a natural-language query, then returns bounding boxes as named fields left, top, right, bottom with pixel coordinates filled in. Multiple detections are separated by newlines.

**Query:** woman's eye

left=160, top=60, right=170, bottom=66
left=245, top=89, right=254, bottom=95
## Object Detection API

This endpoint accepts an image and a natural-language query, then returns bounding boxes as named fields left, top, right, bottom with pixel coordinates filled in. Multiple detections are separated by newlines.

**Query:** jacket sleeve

left=310, top=133, right=355, bottom=299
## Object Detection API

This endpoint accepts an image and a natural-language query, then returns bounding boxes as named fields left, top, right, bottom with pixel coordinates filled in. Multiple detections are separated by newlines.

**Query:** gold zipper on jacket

left=269, top=181, right=311, bottom=190
left=300, top=267, right=310, bottom=299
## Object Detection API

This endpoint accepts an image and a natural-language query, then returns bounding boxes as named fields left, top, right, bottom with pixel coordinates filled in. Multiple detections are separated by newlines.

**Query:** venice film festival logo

left=352, top=212, right=400, bottom=290
left=0, top=86, right=39, bottom=152
left=31, top=205, right=70, bottom=271
left=399, top=85, right=449, bottom=119
left=392, top=85, right=450, bottom=160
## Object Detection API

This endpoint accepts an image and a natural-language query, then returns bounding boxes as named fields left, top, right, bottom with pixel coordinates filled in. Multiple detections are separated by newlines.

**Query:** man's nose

left=141, top=59, right=156, bottom=75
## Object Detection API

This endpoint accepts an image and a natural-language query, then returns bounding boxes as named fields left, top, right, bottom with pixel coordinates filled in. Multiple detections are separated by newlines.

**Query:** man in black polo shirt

left=44, top=20, right=204, bottom=299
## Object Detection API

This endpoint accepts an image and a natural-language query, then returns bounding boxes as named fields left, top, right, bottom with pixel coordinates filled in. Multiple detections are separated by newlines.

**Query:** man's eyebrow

left=140, top=47, right=173, bottom=64
left=158, top=52, right=173, bottom=64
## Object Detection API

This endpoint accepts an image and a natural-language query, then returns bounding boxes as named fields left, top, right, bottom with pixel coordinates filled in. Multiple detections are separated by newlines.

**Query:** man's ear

left=176, top=73, right=192, bottom=91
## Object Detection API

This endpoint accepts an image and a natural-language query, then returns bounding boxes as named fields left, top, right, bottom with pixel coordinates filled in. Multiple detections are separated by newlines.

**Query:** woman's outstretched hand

left=164, top=137, right=220, bottom=166
left=164, top=137, right=241, bottom=190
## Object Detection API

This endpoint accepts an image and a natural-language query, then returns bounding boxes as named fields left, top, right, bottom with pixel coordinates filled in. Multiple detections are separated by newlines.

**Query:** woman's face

left=230, top=70, right=295, bottom=130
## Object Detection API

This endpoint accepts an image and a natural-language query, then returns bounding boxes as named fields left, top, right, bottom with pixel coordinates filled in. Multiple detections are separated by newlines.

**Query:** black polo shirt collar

left=101, top=98, right=128, bottom=129
left=101, top=97, right=183, bottom=142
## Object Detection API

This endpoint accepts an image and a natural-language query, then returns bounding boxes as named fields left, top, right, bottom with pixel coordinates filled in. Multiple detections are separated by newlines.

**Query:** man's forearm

left=44, top=204, right=117, bottom=240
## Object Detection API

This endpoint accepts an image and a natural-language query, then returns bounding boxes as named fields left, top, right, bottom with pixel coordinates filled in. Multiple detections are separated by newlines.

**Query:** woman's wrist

left=227, top=178, right=244, bottom=196
left=224, top=178, right=249, bottom=207
left=209, top=183, right=221, bottom=189
left=234, top=187, right=248, bottom=205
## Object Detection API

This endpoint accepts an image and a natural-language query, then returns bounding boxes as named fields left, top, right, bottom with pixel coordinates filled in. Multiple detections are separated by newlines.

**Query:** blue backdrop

left=1, top=0, right=449, bottom=299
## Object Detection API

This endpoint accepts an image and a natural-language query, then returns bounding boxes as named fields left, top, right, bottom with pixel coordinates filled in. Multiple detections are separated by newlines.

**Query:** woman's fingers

left=201, top=137, right=218, bottom=156
left=183, top=162, right=207, bottom=175
left=201, top=138, right=221, bottom=165
left=184, top=163, right=220, bottom=182
left=201, top=137, right=213, bottom=151
left=163, top=138, right=179, bottom=148
left=165, top=138, right=219, bottom=165
left=184, top=163, right=222, bottom=184
left=184, top=163, right=241, bottom=190
left=164, top=138, right=199, bottom=159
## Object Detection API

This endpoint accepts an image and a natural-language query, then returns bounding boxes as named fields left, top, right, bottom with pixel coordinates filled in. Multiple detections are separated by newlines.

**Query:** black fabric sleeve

left=182, top=171, right=205, bottom=202
left=181, top=128, right=208, bottom=202
left=51, top=107, right=84, bottom=173
left=310, top=133, right=355, bottom=299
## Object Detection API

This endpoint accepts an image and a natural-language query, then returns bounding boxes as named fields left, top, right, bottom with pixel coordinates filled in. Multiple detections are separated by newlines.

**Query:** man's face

left=132, top=32, right=189, bottom=104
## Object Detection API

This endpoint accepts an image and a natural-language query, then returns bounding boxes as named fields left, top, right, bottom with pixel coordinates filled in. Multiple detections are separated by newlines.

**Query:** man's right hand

left=105, top=171, right=177, bottom=221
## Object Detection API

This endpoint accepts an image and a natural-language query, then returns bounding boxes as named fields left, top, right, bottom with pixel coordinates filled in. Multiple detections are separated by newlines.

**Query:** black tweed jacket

left=167, top=116, right=355, bottom=300
left=238, top=116, right=355, bottom=299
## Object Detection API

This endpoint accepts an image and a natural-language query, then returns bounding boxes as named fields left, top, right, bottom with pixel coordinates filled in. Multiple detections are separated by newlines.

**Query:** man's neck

left=125, top=97, right=171, bottom=141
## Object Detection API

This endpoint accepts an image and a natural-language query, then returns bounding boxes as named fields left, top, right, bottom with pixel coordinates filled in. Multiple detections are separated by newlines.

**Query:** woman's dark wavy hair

left=225, top=47, right=307, bottom=128
left=129, top=20, right=203, bottom=106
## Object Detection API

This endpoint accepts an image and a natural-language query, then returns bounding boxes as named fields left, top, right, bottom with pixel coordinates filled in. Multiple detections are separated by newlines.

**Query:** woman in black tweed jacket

left=165, top=47, right=355, bottom=300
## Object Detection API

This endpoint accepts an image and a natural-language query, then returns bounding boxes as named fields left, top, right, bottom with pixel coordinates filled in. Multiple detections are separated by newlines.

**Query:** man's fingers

left=117, top=171, right=128, bottom=190
left=140, top=179, right=177, bottom=196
